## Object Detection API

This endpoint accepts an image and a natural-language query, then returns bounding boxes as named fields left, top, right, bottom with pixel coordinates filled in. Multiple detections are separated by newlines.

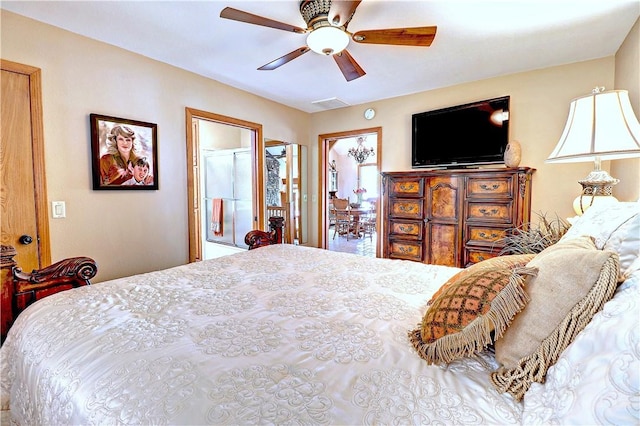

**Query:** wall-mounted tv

left=412, top=96, right=510, bottom=169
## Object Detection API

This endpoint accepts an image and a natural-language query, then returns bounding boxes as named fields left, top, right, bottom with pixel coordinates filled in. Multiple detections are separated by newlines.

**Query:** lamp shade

left=547, top=89, right=640, bottom=163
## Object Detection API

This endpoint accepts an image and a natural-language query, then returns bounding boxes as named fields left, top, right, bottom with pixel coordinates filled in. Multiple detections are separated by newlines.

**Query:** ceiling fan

left=220, top=0, right=437, bottom=82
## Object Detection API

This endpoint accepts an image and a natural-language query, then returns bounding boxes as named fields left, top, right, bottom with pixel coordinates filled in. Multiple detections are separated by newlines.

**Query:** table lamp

left=546, top=87, right=640, bottom=215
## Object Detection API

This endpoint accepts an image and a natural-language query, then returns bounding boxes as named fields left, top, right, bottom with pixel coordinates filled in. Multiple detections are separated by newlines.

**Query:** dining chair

left=328, top=201, right=336, bottom=227
left=332, top=198, right=352, bottom=240
left=359, top=202, right=377, bottom=241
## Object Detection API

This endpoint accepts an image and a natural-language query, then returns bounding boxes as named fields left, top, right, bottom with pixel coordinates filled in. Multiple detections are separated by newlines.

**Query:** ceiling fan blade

left=352, top=26, right=437, bottom=46
left=220, top=7, right=307, bottom=34
left=327, top=0, right=362, bottom=27
left=258, top=47, right=311, bottom=70
left=333, top=50, right=366, bottom=82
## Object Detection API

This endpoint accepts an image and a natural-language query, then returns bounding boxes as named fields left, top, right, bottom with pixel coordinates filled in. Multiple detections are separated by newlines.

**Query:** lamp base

left=573, top=166, right=620, bottom=216
left=578, top=169, right=619, bottom=190
left=573, top=194, right=618, bottom=216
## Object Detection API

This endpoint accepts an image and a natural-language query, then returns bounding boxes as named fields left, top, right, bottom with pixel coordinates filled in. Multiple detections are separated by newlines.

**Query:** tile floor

left=327, top=225, right=377, bottom=258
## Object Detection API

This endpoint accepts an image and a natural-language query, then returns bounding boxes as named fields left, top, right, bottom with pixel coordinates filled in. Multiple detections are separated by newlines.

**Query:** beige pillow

left=491, top=236, right=620, bottom=400
left=409, top=264, right=536, bottom=365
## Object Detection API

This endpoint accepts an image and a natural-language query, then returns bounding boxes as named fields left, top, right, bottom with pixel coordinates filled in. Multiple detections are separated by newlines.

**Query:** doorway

left=201, top=147, right=253, bottom=252
left=185, top=108, right=264, bottom=262
left=318, top=127, right=382, bottom=257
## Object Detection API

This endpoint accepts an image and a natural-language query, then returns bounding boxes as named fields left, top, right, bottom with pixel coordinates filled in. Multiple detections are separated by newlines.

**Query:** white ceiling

left=2, top=1, right=638, bottom=113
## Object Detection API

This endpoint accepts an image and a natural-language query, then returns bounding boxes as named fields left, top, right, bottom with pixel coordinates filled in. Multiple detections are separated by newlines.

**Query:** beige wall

left=307, top=19, right=639, bottom=246
left=308, top=57, right=626, bottom=244
left=2, top=11, right=638, bottom=276
left=1, top=11, right=309, bottom=282
left=613, top=17, right=640, bottom=202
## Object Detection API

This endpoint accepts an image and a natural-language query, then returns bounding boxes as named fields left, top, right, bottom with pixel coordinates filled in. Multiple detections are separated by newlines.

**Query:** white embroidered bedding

left=1, top=201, right=638, bottom=425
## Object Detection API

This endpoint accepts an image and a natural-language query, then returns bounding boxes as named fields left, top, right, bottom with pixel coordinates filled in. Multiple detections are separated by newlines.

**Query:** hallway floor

left=327, top=226, right=377, bottom=257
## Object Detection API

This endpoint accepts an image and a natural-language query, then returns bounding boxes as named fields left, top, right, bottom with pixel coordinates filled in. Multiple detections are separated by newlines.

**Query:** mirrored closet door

left=265, top=140, right=307, bottom=245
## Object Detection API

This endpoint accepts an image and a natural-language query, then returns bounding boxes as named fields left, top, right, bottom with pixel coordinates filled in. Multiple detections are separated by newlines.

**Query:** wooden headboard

left=1, top=245, right=98, bottom=343
left=245, top=216, right=285, bottom=249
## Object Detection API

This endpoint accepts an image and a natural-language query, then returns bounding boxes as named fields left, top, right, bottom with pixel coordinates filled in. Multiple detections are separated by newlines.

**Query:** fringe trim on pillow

left=409, top=266, right=537, bottom=365
left=490, top=256, right=620, bottom=401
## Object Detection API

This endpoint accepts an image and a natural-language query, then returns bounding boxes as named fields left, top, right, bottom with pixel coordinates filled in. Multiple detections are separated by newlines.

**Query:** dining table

left=332, top=206, right=371, bottom=238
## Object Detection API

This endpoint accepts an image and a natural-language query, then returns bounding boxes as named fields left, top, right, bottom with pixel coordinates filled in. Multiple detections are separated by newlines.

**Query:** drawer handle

left=398, top=246, right=414, bottom=254
left=398, top=225, right=416, bottom=232
left=480, top=184, right=499, bottom=190
left=399, top=183, right=416, bottom=191
left=479, top=231, right=499, bottom=239
left=398, top=205, right=416, bottom=213
left=479, top=208, right=499, bottom=216
left=477, top=255, right=486, bottom=261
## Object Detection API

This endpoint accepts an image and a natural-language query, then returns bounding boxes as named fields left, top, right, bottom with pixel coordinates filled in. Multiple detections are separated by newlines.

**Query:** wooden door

left=0, top=60, right=50, bottom=271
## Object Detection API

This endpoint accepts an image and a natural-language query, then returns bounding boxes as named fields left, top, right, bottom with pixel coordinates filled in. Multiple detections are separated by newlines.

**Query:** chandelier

left=348, top=136, right=375, bottom=164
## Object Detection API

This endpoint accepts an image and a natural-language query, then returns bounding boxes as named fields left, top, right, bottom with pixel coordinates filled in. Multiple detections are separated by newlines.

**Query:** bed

left=1, top=203, right=638, bottom=425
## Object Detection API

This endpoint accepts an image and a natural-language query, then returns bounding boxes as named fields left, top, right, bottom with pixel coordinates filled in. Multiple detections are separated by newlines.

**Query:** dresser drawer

left=467, top=201, right=513, bottom=223
left=388, top=239, right=424, bottom=262
left=389, top=199, right=423, bottom=219
left=467, top=176, right=514, bottom=198
left=388, top=177, right=424, bottom=198
left=466, top=225, right=507, bottom=244
left=388, top=220, right=423, bottom=239
left=464, top=248, right=500, bottom=266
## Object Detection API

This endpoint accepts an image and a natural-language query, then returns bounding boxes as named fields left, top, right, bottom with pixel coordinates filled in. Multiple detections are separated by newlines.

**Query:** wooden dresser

left=381, top=167, right=534, bottom=267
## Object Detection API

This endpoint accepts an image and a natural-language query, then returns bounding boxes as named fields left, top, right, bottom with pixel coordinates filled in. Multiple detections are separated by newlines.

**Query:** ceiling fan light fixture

left=307, top=26, right=349, bottom=55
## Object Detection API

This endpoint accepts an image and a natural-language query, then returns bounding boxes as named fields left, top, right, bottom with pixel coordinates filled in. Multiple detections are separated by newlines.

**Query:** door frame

left=1, top=59, right=50, bottom=267
left=185, top=107, right=264, bottom=262
left=317, top=127, right=382, bottom=255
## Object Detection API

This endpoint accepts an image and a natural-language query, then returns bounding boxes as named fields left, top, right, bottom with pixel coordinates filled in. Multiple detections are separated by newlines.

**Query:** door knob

left=19, top=235, right=33, bottom=245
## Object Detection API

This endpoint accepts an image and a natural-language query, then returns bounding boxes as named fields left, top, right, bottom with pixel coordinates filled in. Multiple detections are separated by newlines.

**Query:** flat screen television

left=412, top=96, right=510, bottom=169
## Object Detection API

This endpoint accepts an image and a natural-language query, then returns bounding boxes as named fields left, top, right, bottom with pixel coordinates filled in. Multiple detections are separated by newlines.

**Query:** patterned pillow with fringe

left=426, top=254, right=536, bottom=306
left=409, top=265, right=537, bottom=365
left=491, top=236, right=620, bottom=401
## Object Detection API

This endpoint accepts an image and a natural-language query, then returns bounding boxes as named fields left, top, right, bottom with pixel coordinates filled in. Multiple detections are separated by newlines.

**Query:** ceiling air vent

left=311, top=97, right=350, bottom=110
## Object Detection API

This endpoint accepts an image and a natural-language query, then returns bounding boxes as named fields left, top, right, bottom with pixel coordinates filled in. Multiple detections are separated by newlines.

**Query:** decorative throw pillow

left=409, top=264, right=537, bottom=365
left=491, top=236, right=620, bottom=400
left=427, top=254, right=536, bottom=306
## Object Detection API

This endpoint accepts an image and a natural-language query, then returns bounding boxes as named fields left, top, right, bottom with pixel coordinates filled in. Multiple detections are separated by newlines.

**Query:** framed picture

left=90, top=114, right=158, bottom=190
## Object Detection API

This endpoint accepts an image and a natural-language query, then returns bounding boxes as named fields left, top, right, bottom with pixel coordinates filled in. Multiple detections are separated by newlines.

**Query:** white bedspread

left=1, top=245, right=524, bottom=425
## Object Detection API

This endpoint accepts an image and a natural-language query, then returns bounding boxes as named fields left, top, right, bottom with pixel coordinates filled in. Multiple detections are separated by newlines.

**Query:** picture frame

left=90, top=114, right=158, bottom=190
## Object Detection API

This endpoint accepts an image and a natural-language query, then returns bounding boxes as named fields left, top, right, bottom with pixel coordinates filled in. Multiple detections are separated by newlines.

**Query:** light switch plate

left=52, top=201, right=66, bottom=218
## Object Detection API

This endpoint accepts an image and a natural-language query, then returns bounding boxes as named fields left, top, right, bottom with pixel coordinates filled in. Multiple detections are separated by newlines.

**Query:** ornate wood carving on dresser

left=245, top=216, right=285, bottom=250
left=1, top=245, right=98, bottom=343
left=381, top=167, right=534, bottom=267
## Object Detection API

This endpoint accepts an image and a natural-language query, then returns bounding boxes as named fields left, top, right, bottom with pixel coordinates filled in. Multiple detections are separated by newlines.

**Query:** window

left=358, top=163, right=378, bottom=199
